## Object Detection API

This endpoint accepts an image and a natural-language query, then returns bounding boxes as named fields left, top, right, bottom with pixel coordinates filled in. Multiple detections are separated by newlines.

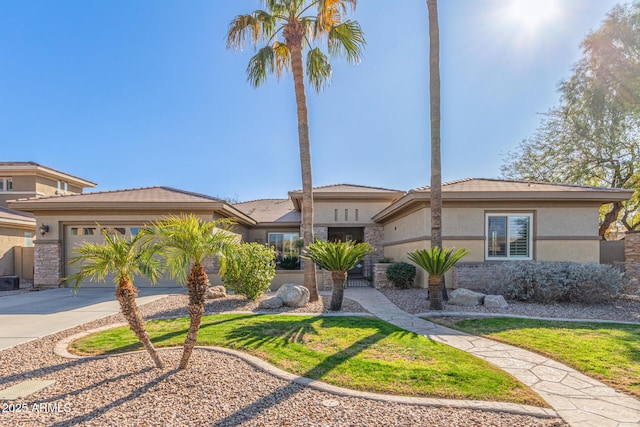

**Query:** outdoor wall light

left=39, top=223, right=50, bottom=236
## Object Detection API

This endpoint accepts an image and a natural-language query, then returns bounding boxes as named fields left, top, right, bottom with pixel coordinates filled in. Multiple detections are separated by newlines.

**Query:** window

left=24, top=232, right=33, bottom=247
left=268, top=232, right=299, bottom=259
left=57, top=180, right=68, bottom=194
left=486, top=213, right=532, bottom=260
left=0, top=177, right=12, bottom=192
left=71, top=227, right=96, bottom=236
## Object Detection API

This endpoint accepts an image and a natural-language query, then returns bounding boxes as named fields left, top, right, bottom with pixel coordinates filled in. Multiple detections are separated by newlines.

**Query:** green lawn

left=446, top=317, right=640, bottom=399
left=70, top=314, right=545, bottom=406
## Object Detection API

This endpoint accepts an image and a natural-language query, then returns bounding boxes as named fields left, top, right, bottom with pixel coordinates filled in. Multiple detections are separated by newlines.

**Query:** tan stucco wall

left=0, top=227, right=27, bottom=276
left=381, top=201, right=603, bottom=265
left=314, top=201, right=392, bottom=225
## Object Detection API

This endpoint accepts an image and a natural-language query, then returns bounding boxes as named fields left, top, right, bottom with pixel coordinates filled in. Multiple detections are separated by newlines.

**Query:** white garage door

left=64, top=225, right=181, bottom=288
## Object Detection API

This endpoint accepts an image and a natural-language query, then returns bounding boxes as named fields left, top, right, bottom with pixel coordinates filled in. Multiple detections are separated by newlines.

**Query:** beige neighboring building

left=373, top=178, right=634, bottom=288
left=0, top=162, right=96, bottom=284
left=8, top=176, right=633, bottom=290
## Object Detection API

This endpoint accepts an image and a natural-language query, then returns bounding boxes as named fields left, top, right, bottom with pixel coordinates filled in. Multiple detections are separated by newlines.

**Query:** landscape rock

left=258, top=296, right=284, bottom=309
left=484, top=294, right=509, bottom=308
left=205, top=286, right=227, bottom=300
left=449, top=288, right=486, bottom=306
left=276, top=283, right=310, bottom=307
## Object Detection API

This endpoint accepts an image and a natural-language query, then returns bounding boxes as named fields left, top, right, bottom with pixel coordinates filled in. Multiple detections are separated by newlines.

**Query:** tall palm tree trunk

left=427, top=0, right=447, bottom=302
left=428, top=275, right=443, bottom=310
left=330, top=271, right=347, bottom=311
left=285, top=21, right=318, bottom=302
left=115, top=280, right=163, bottom=368
left=179, top=263, right=209, bottom=369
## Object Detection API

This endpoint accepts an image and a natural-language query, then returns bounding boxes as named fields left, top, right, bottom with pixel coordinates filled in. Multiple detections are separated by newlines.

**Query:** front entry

left=327, top=227, right=370, bottom=287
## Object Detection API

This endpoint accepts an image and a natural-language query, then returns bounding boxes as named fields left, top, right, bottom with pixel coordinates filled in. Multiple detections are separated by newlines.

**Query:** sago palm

left=303, top=240, right=373, bottom=311
left=227, top=0, right=366, bottom=303
left=145, top=215, right=235, bottom=369
left=408, top=247, right=469, bottom=311
left=67, top=228, right=164, bottom=368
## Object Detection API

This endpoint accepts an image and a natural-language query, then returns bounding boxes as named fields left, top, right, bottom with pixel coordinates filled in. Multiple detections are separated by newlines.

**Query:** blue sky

left=0, top=1, right=623, bottom=201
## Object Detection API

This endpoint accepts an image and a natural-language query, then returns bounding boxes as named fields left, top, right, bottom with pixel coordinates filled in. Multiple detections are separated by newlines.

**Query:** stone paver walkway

left=345, top=287, right=640, bottom=427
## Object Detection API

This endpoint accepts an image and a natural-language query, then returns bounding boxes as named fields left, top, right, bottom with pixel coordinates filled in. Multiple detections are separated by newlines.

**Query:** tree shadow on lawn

left=210, top=316, right=399, bottom=426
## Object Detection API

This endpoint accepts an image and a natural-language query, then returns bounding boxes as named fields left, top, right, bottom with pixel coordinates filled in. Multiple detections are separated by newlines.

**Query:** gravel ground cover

left=0, top=292, right=568, bottom=426
left=381, top=288, right=640, bottom=322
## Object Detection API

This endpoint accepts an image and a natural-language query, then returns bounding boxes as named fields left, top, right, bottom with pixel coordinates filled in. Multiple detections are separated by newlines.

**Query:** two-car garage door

left=64, top=224, right=181, bottom=288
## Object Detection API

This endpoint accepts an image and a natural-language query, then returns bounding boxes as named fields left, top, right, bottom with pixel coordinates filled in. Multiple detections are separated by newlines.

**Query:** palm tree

left=302, top=239, right=373, bottom=311
left=408, top=247, right=468, bottom=310
left=146, top=215, right=234, bottom=369
left=226, top=0, right=366, bottom=303
left=426, top=0, right=447, bottom=302
left=66, top=228, right=164, bottom=368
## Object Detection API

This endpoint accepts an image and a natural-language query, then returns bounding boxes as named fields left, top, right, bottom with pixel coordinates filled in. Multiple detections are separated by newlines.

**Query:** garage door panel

left=64, top=224, right=180, bottom=288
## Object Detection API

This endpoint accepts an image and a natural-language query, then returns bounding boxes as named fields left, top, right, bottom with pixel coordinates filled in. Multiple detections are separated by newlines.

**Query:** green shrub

left=386, top=262, right=417, bottom=289
left=378, top=256, right=394, bottom=263
left=219, top=243, right=276, bottom=301
left=279, top=255, right=300, bottom=270
left=486, top=262, right=624, bottom=304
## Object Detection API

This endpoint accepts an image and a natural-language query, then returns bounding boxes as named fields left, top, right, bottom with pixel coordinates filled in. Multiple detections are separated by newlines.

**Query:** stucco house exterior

left=0, top=162, right=95, bottom=283
left=6, top=166, right=633, bottom=290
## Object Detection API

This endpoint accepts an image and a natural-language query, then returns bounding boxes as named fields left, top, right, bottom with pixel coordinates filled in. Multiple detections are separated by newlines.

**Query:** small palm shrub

left=386, top=262, right=416, bottom=289
left=279, top=255, right=300, bottom=270
left=486, top=262, right=624, bottom=304
left=220, top=242, right=276, bottom=301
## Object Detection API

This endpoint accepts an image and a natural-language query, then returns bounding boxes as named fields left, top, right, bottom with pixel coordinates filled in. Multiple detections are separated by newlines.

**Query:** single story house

left=7, top=169, right=633, bottom=290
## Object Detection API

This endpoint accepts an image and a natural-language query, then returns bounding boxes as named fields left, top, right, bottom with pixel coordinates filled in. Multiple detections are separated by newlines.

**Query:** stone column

left=373, top=263, right=393, bottom=289
left=624, top=231, right=640, bottom=280
left=364, top=226, right=384, bottom=274
left=34, top=240, right=62, bottom=288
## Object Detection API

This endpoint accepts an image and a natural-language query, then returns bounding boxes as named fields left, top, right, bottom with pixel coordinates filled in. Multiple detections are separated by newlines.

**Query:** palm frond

left=272, top=41, right=291, bottom=77
left=227, top=11, right=277, bottom=50
left=302, top=239, right=373, bottom=272
left=145, top=214, right=236, bottom=285
left=306, top=47, right=332, bottom=92
left=407, top=247, right=470, bottom=277
left=247, top=45, right=276, bottom=87
left=328, top=20, right=365, bottom=64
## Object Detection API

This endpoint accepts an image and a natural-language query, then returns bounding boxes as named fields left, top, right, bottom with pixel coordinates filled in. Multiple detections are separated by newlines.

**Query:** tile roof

left=412, top=178, right=629, bottom=193
left=11, top=186, right=224, bottom=204
left=0, top=161, right=96, bottom=187
left=0, top=207, right=35, bottom=225
left=233, top=199, right=301, bottom=223
left=290, top=184, right=404, bottom=193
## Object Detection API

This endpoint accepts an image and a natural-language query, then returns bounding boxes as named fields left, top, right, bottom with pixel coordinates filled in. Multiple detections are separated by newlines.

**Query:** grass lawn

left=445, top=317, right=640, bottom=399
left=70, top=314, right=545, bottom=406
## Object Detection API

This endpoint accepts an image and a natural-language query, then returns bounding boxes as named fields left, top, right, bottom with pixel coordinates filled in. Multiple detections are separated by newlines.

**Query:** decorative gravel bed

left=0, top=292, right=566, bottom=426
left=381, top=288, right=640, bottom=323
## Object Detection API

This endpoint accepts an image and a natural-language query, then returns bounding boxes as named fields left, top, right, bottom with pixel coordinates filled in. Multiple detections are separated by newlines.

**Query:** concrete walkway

left=0, top=287, right=180, bottom=351
left=345, top=287, right=640, bottom=427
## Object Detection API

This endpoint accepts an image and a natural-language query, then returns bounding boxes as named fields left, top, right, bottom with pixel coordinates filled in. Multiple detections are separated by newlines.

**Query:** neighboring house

left=8, top=175, right=633, bottom=290
left=0, top=162, right=96, bottom=284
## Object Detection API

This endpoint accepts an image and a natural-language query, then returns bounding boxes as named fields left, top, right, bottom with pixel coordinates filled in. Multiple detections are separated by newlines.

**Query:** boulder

left=205, top=286, right=226, bottom=300
left=276, top=283, right=310, bottom=307
left=449, top=288, right=486, bottom=306
left=258, top=296, right=284, bottom=309
left=484, top=294, right=509, bottom=309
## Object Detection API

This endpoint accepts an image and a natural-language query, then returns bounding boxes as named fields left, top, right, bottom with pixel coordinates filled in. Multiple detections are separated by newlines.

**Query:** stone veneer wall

left=34, top=241, right=62, bottom=288
left=451, top=263, right=497, bottom=291
left=624, top=231, right=640, bottom=280
left=364, top=226, right=384, bottom=274
left=373, top=263, right=393, bottom=289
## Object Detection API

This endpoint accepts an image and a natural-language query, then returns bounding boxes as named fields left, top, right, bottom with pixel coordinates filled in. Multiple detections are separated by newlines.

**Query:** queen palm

left=227, top=0, right=366, bottom=303
left=302, top=239, right=373, bottom=311
left=67, top=228, right=164, bottom=368
left=146, top=215, right=234, bottom=369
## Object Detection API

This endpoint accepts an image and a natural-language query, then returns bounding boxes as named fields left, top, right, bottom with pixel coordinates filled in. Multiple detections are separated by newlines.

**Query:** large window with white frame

left=0, top=177, right=13, bottom=192
left=485, top=213, right=533, bottom=260
left=268, top=232, right=300, bottom=259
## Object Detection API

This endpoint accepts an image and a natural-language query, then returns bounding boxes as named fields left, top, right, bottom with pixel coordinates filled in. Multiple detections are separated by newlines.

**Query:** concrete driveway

left=0, top=287, right=184, bottom=350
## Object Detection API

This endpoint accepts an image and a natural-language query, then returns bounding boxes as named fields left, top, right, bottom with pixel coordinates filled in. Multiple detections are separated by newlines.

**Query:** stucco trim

left=383, top=235, right=486, bottom=248
left=535, top=236, right=602, bottom=241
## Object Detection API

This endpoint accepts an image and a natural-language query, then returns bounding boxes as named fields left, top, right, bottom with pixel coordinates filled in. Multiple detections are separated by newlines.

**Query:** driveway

left=0, top=287, right=183, bottom=350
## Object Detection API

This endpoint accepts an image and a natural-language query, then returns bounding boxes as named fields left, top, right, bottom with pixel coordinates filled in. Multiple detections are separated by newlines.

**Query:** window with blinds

left=486, top=213, right=532, bottom=260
